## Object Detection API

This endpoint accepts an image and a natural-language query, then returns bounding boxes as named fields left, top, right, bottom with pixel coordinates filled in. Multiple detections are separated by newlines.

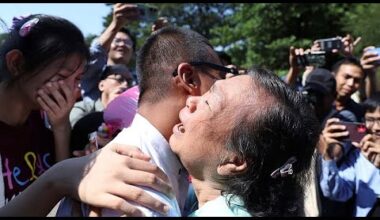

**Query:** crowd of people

left=0, top=3, right=379, bottom=217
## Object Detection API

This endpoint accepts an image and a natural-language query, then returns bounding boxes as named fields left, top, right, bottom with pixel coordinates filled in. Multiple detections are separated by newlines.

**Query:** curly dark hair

left=218, top=67, right=320, bottom=216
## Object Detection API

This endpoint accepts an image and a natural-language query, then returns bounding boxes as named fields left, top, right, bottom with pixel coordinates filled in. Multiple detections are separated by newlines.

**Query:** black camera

left=296, top=51, right=326, bottom=67
left=315, top=37, right=343, bottom=52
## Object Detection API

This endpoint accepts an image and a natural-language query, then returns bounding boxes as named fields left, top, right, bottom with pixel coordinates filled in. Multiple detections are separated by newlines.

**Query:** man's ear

left=217, top=154, right=248, bottom=176
left=175, top=63, right=200, bottom=95
left=98, top=80, right=105, bottom=92
left=5, top=49, right=24, bottom=77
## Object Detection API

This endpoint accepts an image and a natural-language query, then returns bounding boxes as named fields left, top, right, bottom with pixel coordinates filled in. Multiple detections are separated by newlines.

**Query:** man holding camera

left=285, top=35, right=360, bottom=89
left=316, top=41, right=380, bottom=216
left=286, top=35, right=377, bottom=217
left=319, top=52, right=378, bottom=160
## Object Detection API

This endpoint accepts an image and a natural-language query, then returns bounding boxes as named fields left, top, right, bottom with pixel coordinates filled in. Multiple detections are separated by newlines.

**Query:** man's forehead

left=116, top=32, right=131, bottom=39
left=337, top=64, right=363, bottom=75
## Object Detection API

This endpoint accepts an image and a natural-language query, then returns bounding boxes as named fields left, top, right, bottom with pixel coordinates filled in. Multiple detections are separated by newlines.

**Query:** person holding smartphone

left=356, top=92, right=380, bottom=168
left=319, top=93, right=380, bottom=217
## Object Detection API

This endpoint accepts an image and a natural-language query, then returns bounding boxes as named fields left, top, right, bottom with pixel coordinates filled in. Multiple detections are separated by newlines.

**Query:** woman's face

left=169, top=75, right=253, bottom=180
left=19, top=53, right=86, bottom=109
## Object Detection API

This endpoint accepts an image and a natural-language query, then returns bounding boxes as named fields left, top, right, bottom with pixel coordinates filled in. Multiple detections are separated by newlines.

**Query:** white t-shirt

left=56, top=114, right=189, bottom=216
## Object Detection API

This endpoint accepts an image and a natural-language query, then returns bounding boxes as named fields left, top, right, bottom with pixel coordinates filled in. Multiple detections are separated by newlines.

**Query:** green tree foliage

left=85, top=34, right=97, bottom=47
left=0, top=33, right=7, bottom=47
left=98, top=3, right=379, bottom=75
left=151, top=3, right=235, bottom=39
left=343, top=3, right=380, bottom=53
left=210, top=3, right=352, bottom=73
left=0, top=17, right=9, bottom=47
left=101, top=3, right=236, bottom=52
left=342, top=3, right=380, bottom=84
left=99, top=3, right=238, bottom=70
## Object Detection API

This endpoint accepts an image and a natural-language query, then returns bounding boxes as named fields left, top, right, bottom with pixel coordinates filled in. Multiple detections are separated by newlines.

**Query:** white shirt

left=102, top=114, right=189, bottom=216
left=56, top=114, right=188, bottom=217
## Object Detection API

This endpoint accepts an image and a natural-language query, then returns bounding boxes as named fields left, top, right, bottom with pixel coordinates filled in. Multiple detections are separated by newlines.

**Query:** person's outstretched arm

left=318, top=119, right=355, bottom=202
left=360, top=46, right=380, bottom=101
left=284, top=46, right=301, bottom=87
left=0, top=143, right=172, bottom=216
left=97, top=3, right=139, bottom=52
left=81, top=3, right=139, bottom=101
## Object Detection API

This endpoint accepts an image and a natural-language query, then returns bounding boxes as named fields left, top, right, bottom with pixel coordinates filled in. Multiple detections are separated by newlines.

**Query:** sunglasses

left=172, top=61, right=239, bottom=79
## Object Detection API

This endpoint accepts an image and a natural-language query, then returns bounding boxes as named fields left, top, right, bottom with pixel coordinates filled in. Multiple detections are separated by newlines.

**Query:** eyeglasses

left=106, top=76, right=134, bottom=87
left=172, top=61, right=239, bottom=79
left=365, top=117, right=380, bottom=127
left=112, top=38, right=134, bottom=48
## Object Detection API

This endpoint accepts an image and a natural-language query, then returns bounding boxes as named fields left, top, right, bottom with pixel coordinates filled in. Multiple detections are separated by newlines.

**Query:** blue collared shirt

left=320, top=149, right=380, bottom=216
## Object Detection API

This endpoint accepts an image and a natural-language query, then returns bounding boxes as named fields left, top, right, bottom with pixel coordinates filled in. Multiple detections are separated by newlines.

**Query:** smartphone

left=367, top=47, right=380, bottom=65
left=335, top=121, right=367, bottom=143
left=315, top=37, right=343, bottom=52
left=296, top=51, right=326, bottom=67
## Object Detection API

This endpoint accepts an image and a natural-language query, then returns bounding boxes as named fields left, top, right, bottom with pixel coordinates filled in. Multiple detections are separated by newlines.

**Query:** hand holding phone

left=334, top=121, right=367, bottom=143
left=113, top=3, right=140, bottom=26
left=315, top=37, right=343, bottom=52
left=365, top=47, right=380, bottom=65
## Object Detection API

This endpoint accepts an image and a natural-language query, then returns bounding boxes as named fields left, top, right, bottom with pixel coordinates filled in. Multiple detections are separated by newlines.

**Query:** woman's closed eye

left=205, top=100, right=212, bottom=111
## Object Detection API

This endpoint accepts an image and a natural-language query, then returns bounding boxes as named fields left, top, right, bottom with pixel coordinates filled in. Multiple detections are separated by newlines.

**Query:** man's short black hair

left=136, top=26, right=216, bottom=104
left=362, top=91, right=380, bottom=113
left=331, top=56, right=363, bottom=75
